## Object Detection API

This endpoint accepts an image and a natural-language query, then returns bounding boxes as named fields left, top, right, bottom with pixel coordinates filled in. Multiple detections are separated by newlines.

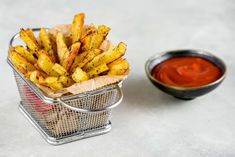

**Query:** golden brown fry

left=80, top=24, right=96, bottom=52
left=72, top=13, right=85, bottom=43
left=25, top=29, right=38, bottom=45
left=52, top=63, right=68, bottom=76
left=38, top=49, right=48, bottom=56
left=87, top=63, right=109, bottom=78
left=10, top=50, right=36, bottom=75
left=39, top=28, right=55, bottom=61
left=70, top=56, right=79, bottom=73
left=58, top=75, right=74, bottom=87
left=65, top=42, right=81, bottom=71
left=81, top=34, right=93, bottom=52
left=83, top=42, right=127, bottom=72
left=37, top=53, right=59, bottom=76
left=36, top=49, right=54, bottom=59
left=19, top=28, right=40, bottom=54
left=70, top=51, right=91, bottom=73
left=72, top=67, right=89, bottom=83
left=89, top=25, right=110, bottom=50
left=29, top=70, right=45, bottom=84
left=44, top=77, right=63, bottom=90
left=56, top=32, right=70, bottom=66
left=48, top=33, right=58, bottom=62
left=14, top=46, right=37, bottom=64
left=78, top=49, right=101, bottom=68
left=108, top=59, right=130, bottom=75
left=70, top=49, right=101, bottom=73
left=81, top=24, right=96, bottom=39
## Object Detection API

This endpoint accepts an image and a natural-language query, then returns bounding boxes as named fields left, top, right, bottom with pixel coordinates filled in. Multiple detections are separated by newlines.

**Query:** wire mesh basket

left=7, top=28, right=123, bottom=145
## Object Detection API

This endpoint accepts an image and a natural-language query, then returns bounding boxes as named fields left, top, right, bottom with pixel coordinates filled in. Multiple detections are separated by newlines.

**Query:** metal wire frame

left=8, top=28, right=123, bottom=145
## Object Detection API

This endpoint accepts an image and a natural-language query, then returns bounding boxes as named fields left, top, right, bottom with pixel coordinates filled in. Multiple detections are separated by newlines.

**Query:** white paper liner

left=37, top=75, right=127, bottom=98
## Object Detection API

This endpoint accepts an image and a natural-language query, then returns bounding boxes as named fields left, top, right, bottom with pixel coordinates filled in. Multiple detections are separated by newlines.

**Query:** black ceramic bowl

left=145, top=49, right=227, bottom=100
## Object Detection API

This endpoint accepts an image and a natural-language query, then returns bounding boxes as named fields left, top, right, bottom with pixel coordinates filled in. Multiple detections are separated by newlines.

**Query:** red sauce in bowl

left=151, top=57, right=223, bottom=87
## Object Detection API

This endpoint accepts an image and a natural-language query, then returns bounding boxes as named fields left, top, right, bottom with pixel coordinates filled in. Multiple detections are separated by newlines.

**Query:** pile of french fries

left=9, top=13, right=130, bottom=91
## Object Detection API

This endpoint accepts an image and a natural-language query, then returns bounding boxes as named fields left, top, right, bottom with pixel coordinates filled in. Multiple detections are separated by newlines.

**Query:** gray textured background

left=1, top=0, right=235, bottom=156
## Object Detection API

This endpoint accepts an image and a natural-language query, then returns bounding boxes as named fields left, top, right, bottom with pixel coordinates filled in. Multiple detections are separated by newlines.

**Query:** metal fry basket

left=7, top=28, right=123, bottom=145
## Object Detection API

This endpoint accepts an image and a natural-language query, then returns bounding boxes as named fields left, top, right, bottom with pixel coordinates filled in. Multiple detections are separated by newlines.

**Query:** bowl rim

left=145, top=49, right=227, bottom=91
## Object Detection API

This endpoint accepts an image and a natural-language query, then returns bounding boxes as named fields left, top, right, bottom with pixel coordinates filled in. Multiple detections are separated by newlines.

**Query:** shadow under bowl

left=145, top=49, right=227, bottom=100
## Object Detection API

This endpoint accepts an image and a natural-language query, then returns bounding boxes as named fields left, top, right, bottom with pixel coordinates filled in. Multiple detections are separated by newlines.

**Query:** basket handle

left=57, top=85, right=123, bottom=113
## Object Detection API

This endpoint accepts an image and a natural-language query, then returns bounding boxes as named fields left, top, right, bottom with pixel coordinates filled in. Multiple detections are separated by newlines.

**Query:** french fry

left=81, top=34, right=93, bottom=52
left=25, top=28, right=38, bottom=45
left=72, top=67, right=88, bottom=83
left=43, top=77, right=63, bottom=90
left=83, top=42, right=127, bottom=72
left=29, top=70, right=45, bottom=84
left=19, top=28, right=40, bottom=54
left=87, top=63, right=109, bottom=78
left=14, top=46, right=37, bottom=64
left=39, top=28, right=55, bottom=61
left=65, top=42, right=81, bottom=71
left=108, top=59, right=130, bottom=75
left=70, top=50, right=93, bottom=73
left=78, top=49, right=101, bottom=68
left=56, top=32, right=70, bottom=66
left=80, top=24, right=96, bottom=52
left=89, top=25, right=110, bottom=50
left=37, top=53, right=59, bottom=76
left=38, top=49, right=49, bottom=56
left=52, top=63, right=68, bottom=76
left=81, top=24, right=96, bottom=40
left=72, top=13, right=85, bottom=43
left=70, top=56, right=79, bottom=73
left=10, top=51, right=36, bottom=75
left=58, top=75, right=74, bottom=87
left=70, top=49, right=100, bottom=72
left=49, top=33, right=58, bottom=62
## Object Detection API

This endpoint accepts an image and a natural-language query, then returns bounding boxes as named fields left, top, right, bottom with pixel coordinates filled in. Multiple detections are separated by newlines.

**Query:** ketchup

left=151, top=57, right=222, bottom=87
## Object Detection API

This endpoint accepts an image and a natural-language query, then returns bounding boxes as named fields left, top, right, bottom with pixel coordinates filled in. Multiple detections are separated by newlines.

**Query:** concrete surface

left=0, top=0, right=235, bottom=156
